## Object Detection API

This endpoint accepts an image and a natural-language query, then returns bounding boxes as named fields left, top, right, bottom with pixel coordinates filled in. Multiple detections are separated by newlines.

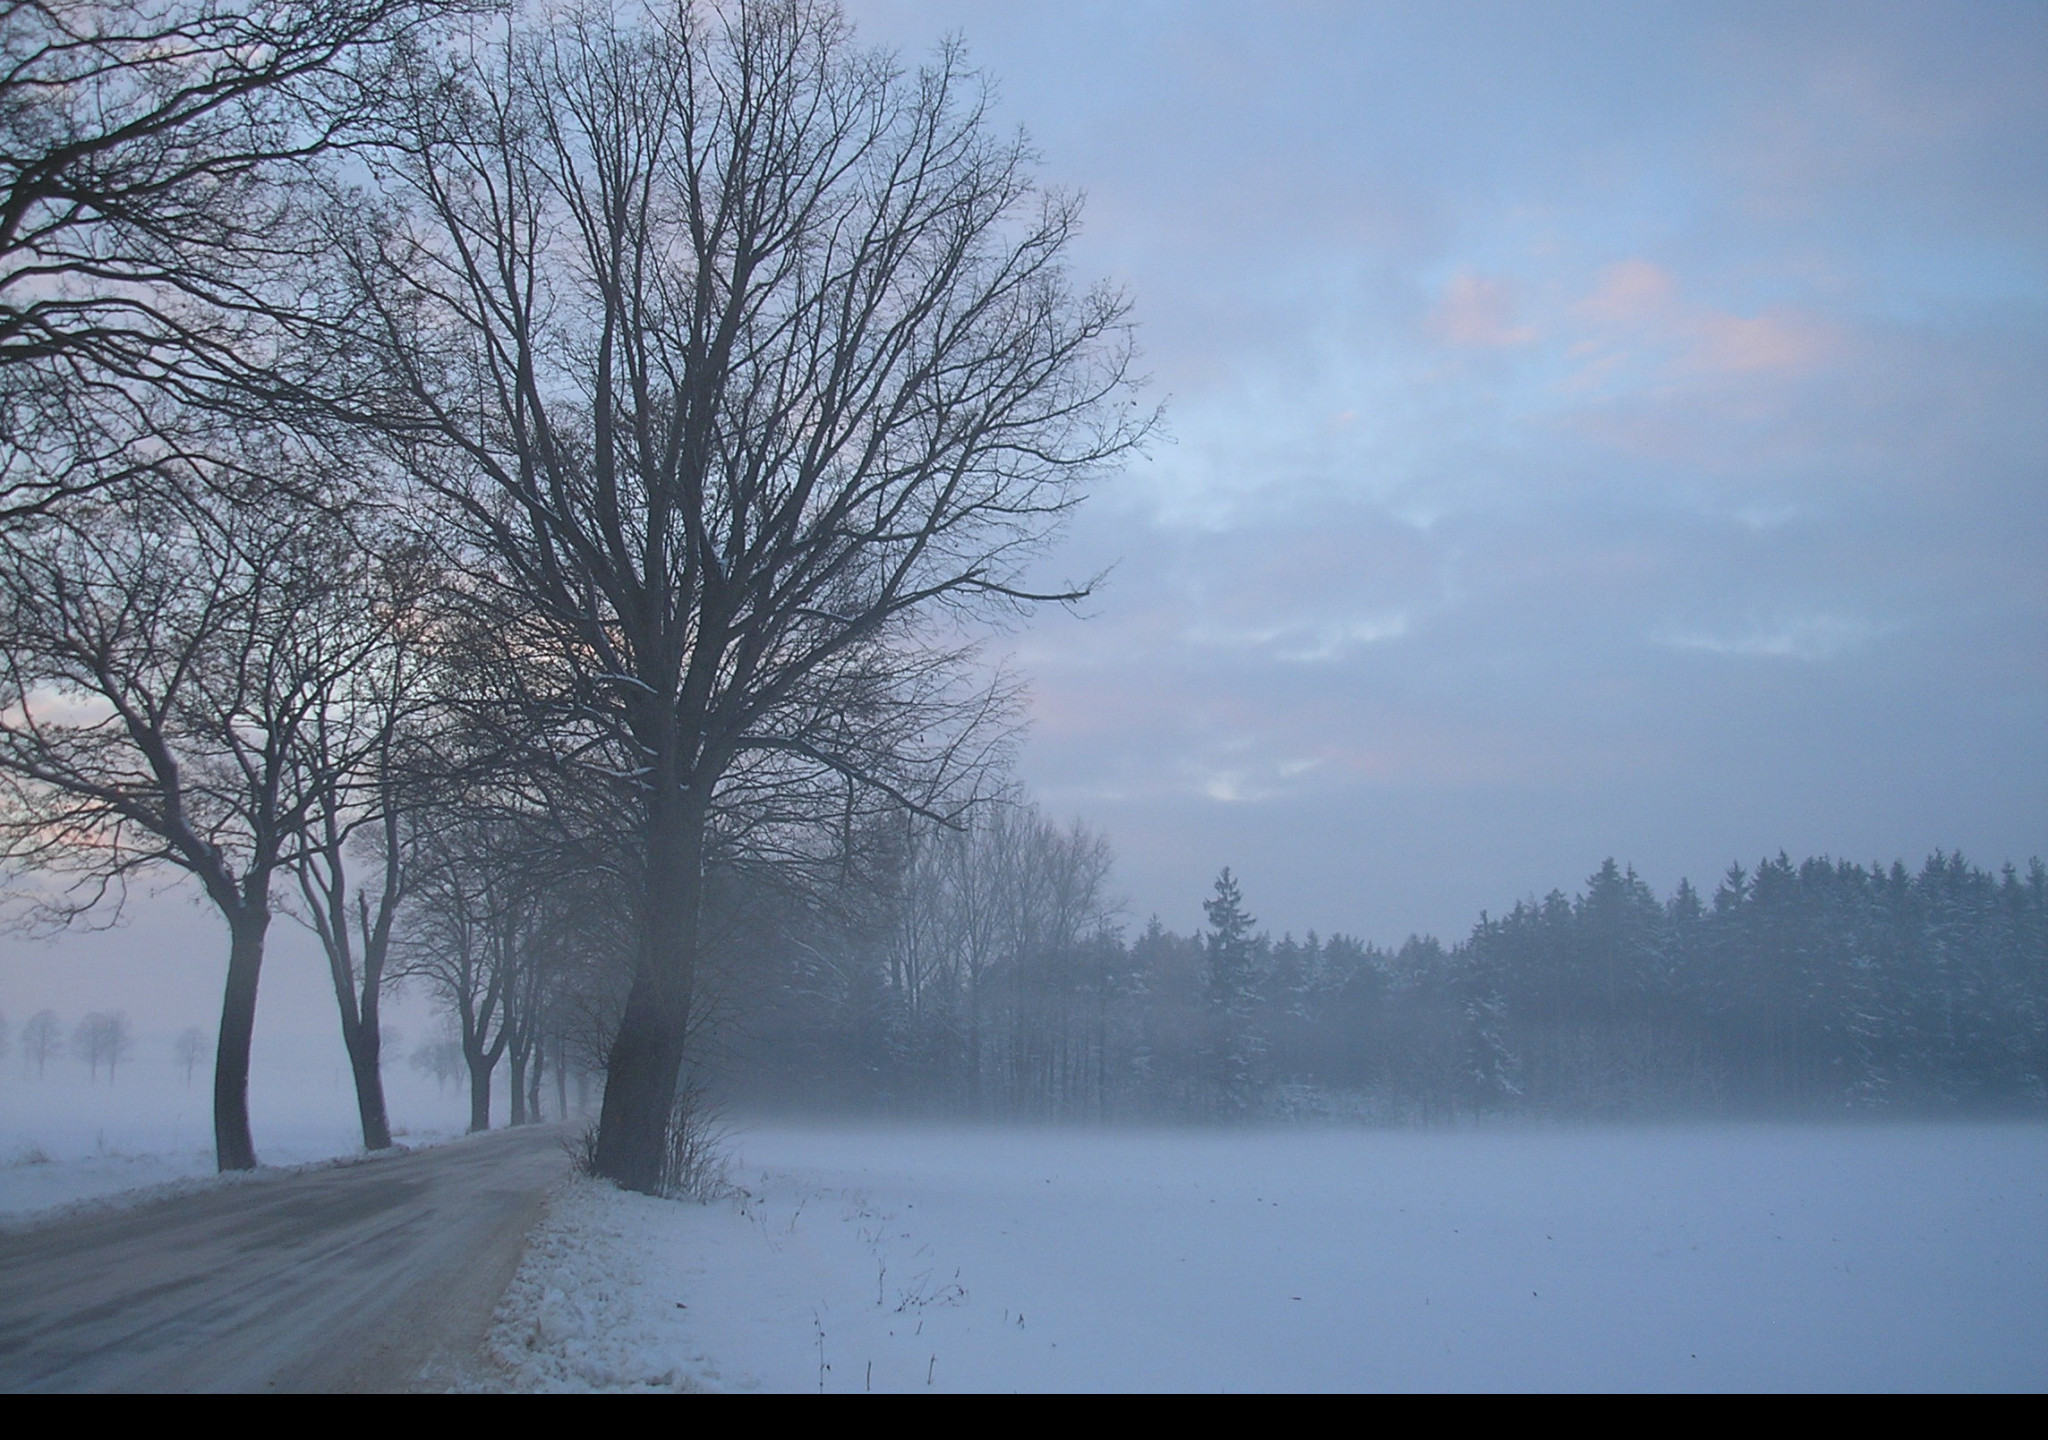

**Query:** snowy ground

left=487, top=1121, right=2048, bottom=1393
left=1, top=887, right=489, bottom=1223
left=0, top=1048, right=476, bottom=1223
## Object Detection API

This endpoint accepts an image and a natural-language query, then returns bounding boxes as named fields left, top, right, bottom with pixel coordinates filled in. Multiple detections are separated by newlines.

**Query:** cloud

left=1432, top=270, right=1538, bottom=347
left=1579, top=258, right=1679, bottom=326
left=1688, top=309, right=1834, bottom=375
left=1183, top=611, right=1412, bottom=664
left=3, top=685, right=117, bottom=730
left=1568, top=259, right=1836, bottom=384
left=1655, top=613, right=1885, bottom=662
left=851, top=0, right=2048, bottom=941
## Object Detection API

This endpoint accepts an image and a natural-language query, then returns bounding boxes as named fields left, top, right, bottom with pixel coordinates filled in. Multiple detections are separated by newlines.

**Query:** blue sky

left=4, top=2, right=2042, bottom=1043
left=848, top=0, right=2048, bottom=939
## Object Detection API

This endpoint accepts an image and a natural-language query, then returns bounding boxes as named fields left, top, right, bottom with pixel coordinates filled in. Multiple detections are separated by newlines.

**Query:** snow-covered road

left=0, top=1124, right=570, bottom=1392
left=487, top=1121, right=2048, bottom=1392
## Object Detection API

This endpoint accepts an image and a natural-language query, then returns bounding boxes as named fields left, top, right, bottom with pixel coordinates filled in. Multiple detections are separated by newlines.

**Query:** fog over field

left=489, top=1123, right=2046, bottom=1392
left=0, top=0, right=2041, bottom=1394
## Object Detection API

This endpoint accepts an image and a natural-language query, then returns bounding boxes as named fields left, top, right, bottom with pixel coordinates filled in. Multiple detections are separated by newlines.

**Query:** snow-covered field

left=0, top=1048, right=474, bottom=1223
left=2, top=902, right=487, bottom=1223
left=488, top=1121, right=2048, bottom=1393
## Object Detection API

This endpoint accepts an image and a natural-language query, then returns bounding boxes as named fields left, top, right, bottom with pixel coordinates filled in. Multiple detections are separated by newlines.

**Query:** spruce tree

left=1203, top=869, right=1261, bottom=1115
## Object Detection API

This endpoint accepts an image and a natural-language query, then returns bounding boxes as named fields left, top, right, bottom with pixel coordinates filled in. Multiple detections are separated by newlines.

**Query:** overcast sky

left=841, top=0, right=2048, bottom=940
left=4, top=1, right=2044, bottom=1045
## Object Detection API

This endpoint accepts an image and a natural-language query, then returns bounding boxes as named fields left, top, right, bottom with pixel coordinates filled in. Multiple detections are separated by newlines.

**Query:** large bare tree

left=323, top=0, right=1148, bottom=1188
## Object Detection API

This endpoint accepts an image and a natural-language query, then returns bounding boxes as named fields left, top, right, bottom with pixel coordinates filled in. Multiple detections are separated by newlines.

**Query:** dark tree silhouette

left=71, top=1009, right=132, bottom=1081
left=0, top=1, right=468, bottom=523
left=719, top=837, right=2047, bottom=1123
left=284, top=530, right=441, bottom=1151
left=20, top=1008, right=59, bottom=1078
left=174, top=1025, right=208, bottom=1087
left=0, top=473, right=406, bottom=1168
left=322, top=0, right=1149, bottom=1189
left=1201, top=869, right=1260, bottom=1115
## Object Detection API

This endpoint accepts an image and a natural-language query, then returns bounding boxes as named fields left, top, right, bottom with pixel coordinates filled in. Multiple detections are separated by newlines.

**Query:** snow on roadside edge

left=478, top=1175, right=708, bottom=1393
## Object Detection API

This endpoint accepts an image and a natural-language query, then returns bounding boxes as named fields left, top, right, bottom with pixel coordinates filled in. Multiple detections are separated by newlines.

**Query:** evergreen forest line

left=726, top=831, right=2048, bottom=1122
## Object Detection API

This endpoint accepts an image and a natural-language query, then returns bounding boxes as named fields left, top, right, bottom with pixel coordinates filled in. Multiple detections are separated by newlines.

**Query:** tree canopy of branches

left=0, top=471, right=415, bottom=1167
left=0, top=0, right=471, bottom=524
left=324, top=0, right=1148, bottom=1189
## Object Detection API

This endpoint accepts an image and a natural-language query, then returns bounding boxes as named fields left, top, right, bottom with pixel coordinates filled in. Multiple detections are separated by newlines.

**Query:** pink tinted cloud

left=1432, top=269, right=1539, bottom=347
left=1569, top=258, right=1836, bottom=382
left=1688, top=309, right=1833, bottom=374
left=1578, top=258, right=1679, bottom=325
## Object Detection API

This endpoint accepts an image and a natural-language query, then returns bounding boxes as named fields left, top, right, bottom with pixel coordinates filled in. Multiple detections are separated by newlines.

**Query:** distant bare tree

left=0, top=0, right=469, bottom=524
left=501, top=917, right=555, bottom=1126
left=71, top=1009, right=132, bottom=1081
left=528, top=856, right=639, bottom=1120
left=395, top=814, right=537, bottom=1131
left=890, top=802, right=1116, bottom=1113
left=325, top=0, right=1148, bottom=1189
left=0, top=468, right=405, bottom=1169
left=173, top=1025, right=208, bottom=1087
left=408, top=1035, right=463, bottom=1094
left=283, top=526, right=443, bottom=1151
left=20, top=1008, right=59, bottom=1077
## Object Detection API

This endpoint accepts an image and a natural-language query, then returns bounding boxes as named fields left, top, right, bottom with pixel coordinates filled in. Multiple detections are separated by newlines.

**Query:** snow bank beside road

left=483, top=1121, right=2048, bottom=1392
left=482, top=1178, right=708, bottom=1391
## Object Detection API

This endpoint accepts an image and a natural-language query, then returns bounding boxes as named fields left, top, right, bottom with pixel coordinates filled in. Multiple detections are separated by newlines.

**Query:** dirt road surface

left=0, top=1124, right=571, bottom=1392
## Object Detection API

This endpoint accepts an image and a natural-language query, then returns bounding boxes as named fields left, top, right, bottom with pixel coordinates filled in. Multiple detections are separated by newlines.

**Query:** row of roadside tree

left=0, top=0, right=1146, bottom=1188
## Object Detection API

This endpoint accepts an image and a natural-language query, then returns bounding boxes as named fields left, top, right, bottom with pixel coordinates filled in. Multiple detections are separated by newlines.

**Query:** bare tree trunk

left=594, top=802, right=700, bottom=1192
left=325, top=942, right=393, bottom=1151
left=508, top=1049, right=528, bottom=1126
left=967, top=983, right=984, bottom=1116
left=346, top=1016, right=393, bottom=1151
left=595, top=974, right=688, bottom=1188
left=465, top=1046, right=493, bottom=1133
left=213, top=908, right=269, bottom=1171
